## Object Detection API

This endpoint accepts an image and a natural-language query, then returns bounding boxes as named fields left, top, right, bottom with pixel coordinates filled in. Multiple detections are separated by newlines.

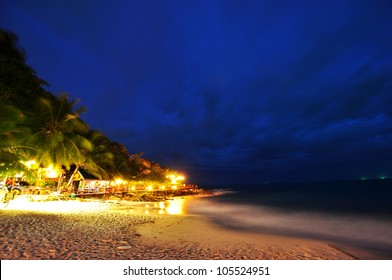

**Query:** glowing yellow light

left=2, top=198, right=112, bottom=213
left=166, top=173, right=186, bottom=184
left=146, top=185, right=153, bottom=191
left=23, top=160, right=37, bottom=169
left=131, top=186, right=136, bottom=191
left=46, top=165, right=58, bottom=178
left=159, top=201, right=165, bottom=209
left=166, top=199, right=185, bottom=215
left=115, top=178, right=124, bottom=185
left=171, top=185, right=177, bottom=190
left=177, top=175, right=185, bottom=181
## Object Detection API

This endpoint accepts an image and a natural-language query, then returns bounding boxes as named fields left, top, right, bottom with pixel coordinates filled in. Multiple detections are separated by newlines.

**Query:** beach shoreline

left=0, top=197, right=383, bottom=260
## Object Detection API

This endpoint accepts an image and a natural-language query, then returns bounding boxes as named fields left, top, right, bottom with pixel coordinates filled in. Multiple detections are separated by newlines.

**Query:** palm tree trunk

left=57, top=172, right=63, bottom=193
left=67, top=164, right=80, bottom=193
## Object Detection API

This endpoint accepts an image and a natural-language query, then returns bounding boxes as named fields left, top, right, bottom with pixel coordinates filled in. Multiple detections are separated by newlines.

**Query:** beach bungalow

left=71, top=169, right=128, bottom=196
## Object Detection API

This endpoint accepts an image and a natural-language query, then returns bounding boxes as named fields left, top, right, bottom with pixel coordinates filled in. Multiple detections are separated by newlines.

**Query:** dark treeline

left=0, top=29, right=175, bottom=186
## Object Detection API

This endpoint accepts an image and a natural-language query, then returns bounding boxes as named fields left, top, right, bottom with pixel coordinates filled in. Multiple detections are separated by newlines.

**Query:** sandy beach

left=0, top=196, right=375, bottom=260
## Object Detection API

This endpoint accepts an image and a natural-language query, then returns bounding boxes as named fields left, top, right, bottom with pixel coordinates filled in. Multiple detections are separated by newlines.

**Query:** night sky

left=1, top=1, right=391, bottom=185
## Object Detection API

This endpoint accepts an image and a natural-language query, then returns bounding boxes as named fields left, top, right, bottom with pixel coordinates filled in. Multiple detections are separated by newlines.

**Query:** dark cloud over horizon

left=1, top=0, right=391, bottom=185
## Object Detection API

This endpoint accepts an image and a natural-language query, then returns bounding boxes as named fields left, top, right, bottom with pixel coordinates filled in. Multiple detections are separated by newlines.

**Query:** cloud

left=1, top=0, right=392, bottom=184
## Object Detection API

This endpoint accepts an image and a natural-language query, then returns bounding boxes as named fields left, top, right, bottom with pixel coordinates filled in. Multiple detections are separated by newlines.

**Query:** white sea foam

left=187, top=199, right=392, bottom=250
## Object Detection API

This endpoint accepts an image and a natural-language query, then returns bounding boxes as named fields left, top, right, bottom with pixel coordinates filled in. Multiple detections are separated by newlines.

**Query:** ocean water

left=188, top=179, right=392, bottom=257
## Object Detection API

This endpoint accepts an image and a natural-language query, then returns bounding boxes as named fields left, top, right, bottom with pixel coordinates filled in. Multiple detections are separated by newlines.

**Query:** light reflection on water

left=165, top=199, right=185, bottom=215
left=143, top=198, right=185, bottom=215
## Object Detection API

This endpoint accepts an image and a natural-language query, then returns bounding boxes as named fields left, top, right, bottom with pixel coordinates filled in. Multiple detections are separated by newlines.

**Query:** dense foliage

left=0, top=29, right=174, bottom=186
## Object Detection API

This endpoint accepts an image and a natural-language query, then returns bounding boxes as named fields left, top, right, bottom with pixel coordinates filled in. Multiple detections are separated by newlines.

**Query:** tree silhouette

left=0, top=29, right=51, bottom=110
left=1, top=28, right=179, bottom=191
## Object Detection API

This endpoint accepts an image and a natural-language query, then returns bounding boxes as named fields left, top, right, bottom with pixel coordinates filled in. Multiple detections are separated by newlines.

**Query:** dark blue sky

left=1, top=0, right=391, bottom=185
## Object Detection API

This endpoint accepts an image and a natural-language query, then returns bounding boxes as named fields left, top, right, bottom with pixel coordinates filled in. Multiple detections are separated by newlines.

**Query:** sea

left=187, top=179, right=392, bottom=258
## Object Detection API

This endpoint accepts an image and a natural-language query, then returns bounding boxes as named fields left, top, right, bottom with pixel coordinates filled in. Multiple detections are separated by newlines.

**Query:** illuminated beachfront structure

left=2, top=161, right=199, bottom=200
left=68, top=170, right=198, bottom=198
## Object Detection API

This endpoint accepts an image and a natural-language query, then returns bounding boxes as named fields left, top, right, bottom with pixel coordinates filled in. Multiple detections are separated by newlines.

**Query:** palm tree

left=81, top=130, right=115, bottom=180
left=1, top=29, right=51, bottom=111
left=1, top=29, right=119, bottom=191
left=0, top=103, right=34, bottom=179
left=24, top=94, right=93, bottom=192
left=1, top=29, right=59, bottom=183
left=105, top=141, right=133, bottom=180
